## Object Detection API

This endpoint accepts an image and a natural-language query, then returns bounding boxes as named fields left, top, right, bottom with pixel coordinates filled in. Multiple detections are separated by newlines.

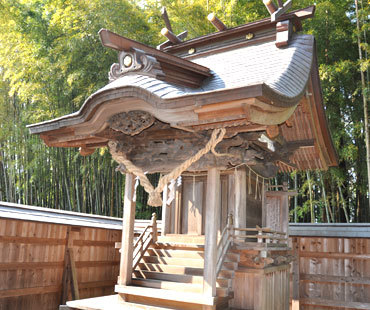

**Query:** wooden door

left=263, top=191, right=289, bottom=234
left=181, top=178, right=204, bottom=235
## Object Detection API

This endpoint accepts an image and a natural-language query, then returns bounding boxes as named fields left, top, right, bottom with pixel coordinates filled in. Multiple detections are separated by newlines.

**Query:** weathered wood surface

left=0, top=217, right=121, bottom=310
left=0, top=203, right=162, bottom=310
left=203, top=168, right=221, bottom=297
left=290, top=234, right=370, bottom=310
left=119, top=174, right=135, bottom=286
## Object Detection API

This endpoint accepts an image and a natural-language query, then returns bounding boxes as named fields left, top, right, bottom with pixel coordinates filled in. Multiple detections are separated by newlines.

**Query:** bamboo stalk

left=337, top=182, right=350, bottom=223
left=306, top=171, right=315, bottom=223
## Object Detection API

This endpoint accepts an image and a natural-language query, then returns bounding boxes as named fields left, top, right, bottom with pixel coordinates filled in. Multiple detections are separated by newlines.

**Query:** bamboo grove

left=0, top=0, right=369, bottom=222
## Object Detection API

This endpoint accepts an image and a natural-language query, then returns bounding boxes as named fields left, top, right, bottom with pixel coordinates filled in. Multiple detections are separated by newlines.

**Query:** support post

left=162, top=185, right=170, bottom=236
left=292, top=237, right=300, bottom=309
left=234, top=167, right=247, bottom=234
left=203, top=168, right=221, bottom=297
left=151, top=213, right=158, bottom=243
left=119, top=173, right=136, bottom=286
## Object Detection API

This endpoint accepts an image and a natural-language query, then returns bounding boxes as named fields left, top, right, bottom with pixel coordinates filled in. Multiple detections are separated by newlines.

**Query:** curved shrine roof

left=27, top=6, right=338, bottom=173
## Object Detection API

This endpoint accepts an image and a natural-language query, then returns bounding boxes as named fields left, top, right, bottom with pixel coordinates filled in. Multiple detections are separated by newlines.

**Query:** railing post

left=151, top=213, right=157, bottom=243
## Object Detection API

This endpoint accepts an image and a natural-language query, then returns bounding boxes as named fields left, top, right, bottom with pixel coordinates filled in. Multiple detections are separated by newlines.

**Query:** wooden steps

left=133, top=270, right=203, bottom=284
left=137, top=262, right=204, bottom=276
left=157, top=234, right=205, bottom=245
left=116, top=239, right=238, bottom=309
left=141, top=255, right=204, bottom=267
left=115, top=285, right=216, bottom=306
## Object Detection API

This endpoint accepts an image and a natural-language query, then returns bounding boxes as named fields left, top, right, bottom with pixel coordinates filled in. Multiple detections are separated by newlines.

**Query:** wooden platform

left=64, top=294, right=179, bottom=310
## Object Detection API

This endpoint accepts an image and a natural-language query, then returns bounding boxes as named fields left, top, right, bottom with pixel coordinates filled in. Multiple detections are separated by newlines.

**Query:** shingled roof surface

left=84, top=34, right=312, bottom=104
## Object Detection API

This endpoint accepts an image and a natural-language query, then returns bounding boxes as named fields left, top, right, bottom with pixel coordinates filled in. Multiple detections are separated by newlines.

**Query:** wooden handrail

left=232, top=226, right=288, bottom=245
left=132, top=213, right=158, bottom=270
left=215, top=213, right=234, bottom=276
left=133, top=225, right=152, bottom=248
left=233, top=227, right=286, bottom=235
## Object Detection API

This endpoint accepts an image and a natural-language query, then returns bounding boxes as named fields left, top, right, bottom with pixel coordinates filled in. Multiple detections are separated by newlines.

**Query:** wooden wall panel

left=293, top=236, right=370, bottom=310
left=0, top=218, right=122, bottom=310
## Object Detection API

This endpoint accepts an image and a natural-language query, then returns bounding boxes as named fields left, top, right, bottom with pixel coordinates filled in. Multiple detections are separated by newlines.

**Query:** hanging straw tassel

left=248, top=168, right=252, bottom=195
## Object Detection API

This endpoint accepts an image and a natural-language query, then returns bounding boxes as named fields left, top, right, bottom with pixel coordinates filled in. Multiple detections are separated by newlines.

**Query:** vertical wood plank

left=221, top=177, right=228, bottom=232
left=182, top=179, right=203, bottom=235
left=234, top=168, right=246, bottom=234
left=119, top=173, right=136, bottom=286
left=203, top=168, right=220, bottom=297
left=227, top=174, right=235, bottom=218
left=68, top=248, right=80, bottom=300
left=161, top=184, right=170, bottom=236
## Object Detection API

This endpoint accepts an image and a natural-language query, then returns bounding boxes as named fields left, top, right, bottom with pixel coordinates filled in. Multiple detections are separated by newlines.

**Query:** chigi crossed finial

left=263, top=0, right=292, bottom=21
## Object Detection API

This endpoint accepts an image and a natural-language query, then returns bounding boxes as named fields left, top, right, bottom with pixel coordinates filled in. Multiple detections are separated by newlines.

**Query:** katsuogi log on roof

left=28, top=5, right=337, bottom=178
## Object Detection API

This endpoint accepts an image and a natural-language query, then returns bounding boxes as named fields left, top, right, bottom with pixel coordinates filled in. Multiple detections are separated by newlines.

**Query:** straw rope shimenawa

left=108, top=128, right=226, bottom=206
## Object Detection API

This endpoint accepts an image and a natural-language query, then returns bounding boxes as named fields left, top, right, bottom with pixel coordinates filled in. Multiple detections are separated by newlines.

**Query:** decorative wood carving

left=99, top=29, right=211, bottom=88
left=105, top=120, right=287, bottom=176
left=108, top=111, right=155, bottom=136
left=109, top=48, right=163, bottom=82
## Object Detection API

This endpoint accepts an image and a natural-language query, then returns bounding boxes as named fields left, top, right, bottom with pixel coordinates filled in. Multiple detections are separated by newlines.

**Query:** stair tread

left=141, top=256, right=204, bottom=268
left=132, top=278, right=228, bottom=294
left=115, top=285, right=216, bottom=306
left=133, top=270, right=203, bottom=284
left=133, top=277, right=201, bottom=287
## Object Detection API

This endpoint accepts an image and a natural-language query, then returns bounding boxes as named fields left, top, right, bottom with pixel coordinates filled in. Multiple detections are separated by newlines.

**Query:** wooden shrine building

left=28, top=2, right=337, bottom=310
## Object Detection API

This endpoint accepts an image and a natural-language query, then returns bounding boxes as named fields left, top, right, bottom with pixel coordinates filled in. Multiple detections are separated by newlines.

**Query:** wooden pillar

left=203, top=168, right=221, bottom=297
left=292, top=237, right=300, bottom=310
left=161, top=185, right=171, bottom=235
left=119, top=173, right=136, bottom=286
left=234, top=167, right=246, bottom=234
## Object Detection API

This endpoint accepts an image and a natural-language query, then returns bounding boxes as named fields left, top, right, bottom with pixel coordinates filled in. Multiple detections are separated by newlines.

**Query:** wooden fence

left=0, top=202, right=369, bottom=310
left=290, top=223, right=370, bottom=310
left=0, top=202, right=157, bottom=310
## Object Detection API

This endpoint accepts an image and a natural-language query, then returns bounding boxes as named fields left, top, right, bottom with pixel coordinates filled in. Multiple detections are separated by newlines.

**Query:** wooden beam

left=161, top=28, right=182, bottom=44
left=271, top=0, right=292, bottom=22
left=234, top=167, right=247, bottom=235
left=300, top=298, right=370, bottom=310
left=207, top=13, right=227, bottom=31
left=161, top=7, right=173, bottom=32
left=0, top=285, right=61, bottom=298
left=203, top=168, right=221, bottom=297
left=157, top=30, right=188, bottom=50
left=164, top=6, right=315, bottom=53
left=67, top=248, right=80, bottom=300
left=263, top=0, right=277, bottom=15
left=300, top=273, right=370, bottom=285
left=119, top=173, right=136, bottom=286
left=98, top=29, right=211, bottom=77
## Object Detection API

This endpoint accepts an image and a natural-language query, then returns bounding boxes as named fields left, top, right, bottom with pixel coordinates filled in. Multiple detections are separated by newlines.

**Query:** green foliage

left=0, top=0, right=368, bottom=221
